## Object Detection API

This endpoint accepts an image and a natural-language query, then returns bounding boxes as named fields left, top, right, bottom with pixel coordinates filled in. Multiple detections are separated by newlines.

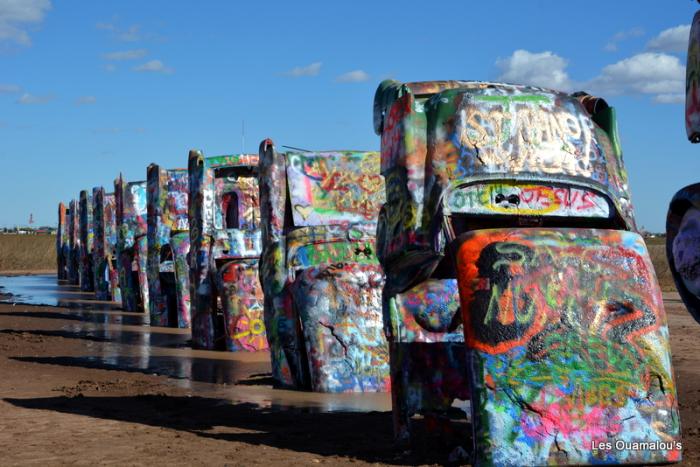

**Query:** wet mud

left=0, top=275, right=699, bottom=465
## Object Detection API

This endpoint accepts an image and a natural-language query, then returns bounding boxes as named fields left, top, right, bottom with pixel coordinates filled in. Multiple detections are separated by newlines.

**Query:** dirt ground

left=0, top=288, right=698, bottom=465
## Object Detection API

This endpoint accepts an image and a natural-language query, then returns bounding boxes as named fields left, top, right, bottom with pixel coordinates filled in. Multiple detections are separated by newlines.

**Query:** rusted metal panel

left=147, top=165, right=191, bottom=328
left=114, top=175, right=149, bottom=312
left=455, top=228, right=680, bottom=465
left=188, top=151, right=265, bottom=351
left=259, top=140, right=389, bottom=392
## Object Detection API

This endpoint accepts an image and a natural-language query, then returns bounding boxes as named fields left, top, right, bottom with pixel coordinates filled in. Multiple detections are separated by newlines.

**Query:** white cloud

left=0, top=83, right=20, bottom=93
left=654, top=93, right=685, bottom=104
left=585, top=52, right=684, bottom=97
left=336, top=70, right=370, bottom=83
left=0, top=0, right=51, bottom=46
left=647, top=25, right=690, bottom=52
left=283, top=62, right=322, bottom=77
left=75, top=95, right=96, bottom=105
left=133, top=59, right=173, bottom=74
left=604, top=27, right=644, bottom=52
left=103, top=63, right=117, bottom=72
left=16, top=92, right=54, bottom=104
left=496, top=49, right=573, bottom=91
left=103, top=48, right=147, bottom=61
left=96, top=22, right=144, bottom=42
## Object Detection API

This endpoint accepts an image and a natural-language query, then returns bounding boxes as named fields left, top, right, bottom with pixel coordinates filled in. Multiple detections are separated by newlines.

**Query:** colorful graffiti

left=147, top=165, right=191, bottom=328
left=114, top=175, right=149, bottom=312
left=666, top=183, right=700, bottom=324
left=374, top=79, right=677, bottom=462
left=455, top=228, right=680, bottom=465
left=92, top=187, right=121, bottom=302
left=447, top=183, right=610, bottom=218
left=259, top=139, right=389, bottom=392
left=188, top=151, right=266, bottom=351
left=78, top=190, right=95, bottom=292
left=67, top=199, right=80, bottom=285
left=56, top=203, right=68, bottom=280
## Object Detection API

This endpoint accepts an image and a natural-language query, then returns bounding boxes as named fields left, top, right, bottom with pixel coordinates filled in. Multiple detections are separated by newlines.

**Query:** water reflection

left=0, top=274, right=392, bottom=413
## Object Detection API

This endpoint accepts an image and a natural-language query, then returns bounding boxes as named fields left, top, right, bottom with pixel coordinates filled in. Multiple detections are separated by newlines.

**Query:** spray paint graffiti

left=259, top=139, right=389, bottom=392
left=114, top=175, right=149, bottom=312
left=56, top=203, right=68, bottom=280
left=374, top=79, right=679, bottom=463
left=78, top=190, right=95, bottom=292
left=188, top=151, right=266, bottom=351
left=67, top=199, right=80, bottom=285
left=455, top=228, right=680, bottom=466
left=147, top=165, right=191, bottom=328
left=666, top=183, right=700, bottom=325
left=92, top=187, right=121, bottom=302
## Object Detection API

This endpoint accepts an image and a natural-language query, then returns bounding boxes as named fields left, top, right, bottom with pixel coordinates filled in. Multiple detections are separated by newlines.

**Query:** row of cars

left=56, top=80, right=681, bottom=465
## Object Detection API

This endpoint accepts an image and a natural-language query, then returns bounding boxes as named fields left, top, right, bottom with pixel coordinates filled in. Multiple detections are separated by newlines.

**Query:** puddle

left=0, top=274, right=392, bottom=413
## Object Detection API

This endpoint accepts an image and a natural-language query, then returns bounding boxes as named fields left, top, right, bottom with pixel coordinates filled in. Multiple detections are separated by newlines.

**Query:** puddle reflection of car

left=188, top=151, right=266, bottom=352
left=114, top=176, right=149, bottom=313
left=374, top=79, right=681, bottom=464
left=147, top=165, right=191, bottom=328
left=258, top=139, right=390, bottom=393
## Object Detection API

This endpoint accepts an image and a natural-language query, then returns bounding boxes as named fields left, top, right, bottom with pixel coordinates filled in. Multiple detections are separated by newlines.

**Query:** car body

left=57, top=202, right=68, bottom=280
left=374, top=79, right=680, bottom=464
left=114, top=175, right=149, bottom=313
left=147, top=165, right=191, bottom=328
left=666, top=10, right=700, bottom=325
left=78, top=190, right=95, bottom=292
left=258, top=139, right=390, bottom=392
left=67, top=199, right=80, bottom=285
left=92, top=187, right=121, bottom=302
left=188, top=151, right=266, bottom=351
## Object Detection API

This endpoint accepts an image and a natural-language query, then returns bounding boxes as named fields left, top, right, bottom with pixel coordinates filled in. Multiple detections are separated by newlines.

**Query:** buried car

left=374, top=80, right=680, bottom=464
left=147, top=165, right=191, bottom=328
left=665, top=10, right=700, bottom=326
left=67, top=199, right=80, bottom=285
left=92, top=187, right=121, bottom=302
left=258, top=140, right=390, bottom=392
left=188, top=151, right=266, bottom=351
left=114, top=175, right=149, bottom=312
left=78, top=190, right=95, bottom=292
left=57, top=202, right=69, bottom=280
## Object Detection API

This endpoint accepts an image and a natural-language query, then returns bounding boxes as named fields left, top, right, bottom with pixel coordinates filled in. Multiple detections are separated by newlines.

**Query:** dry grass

left=0, top=233, right=680, bottom=292
left=0, top=234, right=56, bottom=272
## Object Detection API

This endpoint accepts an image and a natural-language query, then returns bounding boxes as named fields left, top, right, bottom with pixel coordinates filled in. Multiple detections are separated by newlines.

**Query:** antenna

left=282, top=145, right=313, bottom=152
left=241, top=120, right=245, bottom=154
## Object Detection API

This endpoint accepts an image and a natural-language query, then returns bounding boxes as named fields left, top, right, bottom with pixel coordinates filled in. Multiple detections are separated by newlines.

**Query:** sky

left=0, top=0, right=699, bottom=232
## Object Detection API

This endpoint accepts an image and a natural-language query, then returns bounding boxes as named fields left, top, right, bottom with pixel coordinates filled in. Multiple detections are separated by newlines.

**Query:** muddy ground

left=0, top=282, right=698, bottom=465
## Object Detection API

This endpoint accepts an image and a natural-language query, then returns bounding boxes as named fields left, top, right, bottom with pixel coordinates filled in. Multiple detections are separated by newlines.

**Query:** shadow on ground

left=4, top=395, right=410, bottom=464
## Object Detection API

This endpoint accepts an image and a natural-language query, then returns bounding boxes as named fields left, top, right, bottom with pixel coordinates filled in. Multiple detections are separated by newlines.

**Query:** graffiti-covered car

left=67, top=199, right=80, bottom=285
left=57, top=202, right=69, bottom=280
left=188, top=151, right=266, bottom=351
left=374, top=80, right=681, bottom=464
left=114, top=175, right=149, bottom=312
left=92, top=187, right=121, bottom=302
left=666, top=10, right=700, bottom=326
left=147, top=165, right=191, bottom=328
left=78, top=190, right=95, bottom=292
left=258, top=140, right=390, bottom=393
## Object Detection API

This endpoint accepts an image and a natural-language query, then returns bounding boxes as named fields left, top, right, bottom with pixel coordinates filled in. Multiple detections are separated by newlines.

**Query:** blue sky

left=0, top=0, right=698, bottom=231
